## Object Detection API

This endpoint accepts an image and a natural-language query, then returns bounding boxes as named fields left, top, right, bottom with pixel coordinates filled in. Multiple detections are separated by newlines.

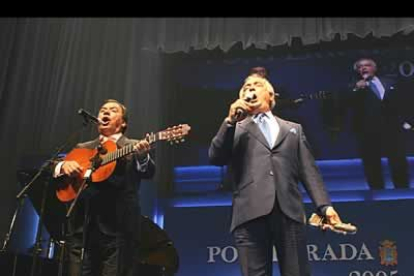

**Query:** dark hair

left=102, top=99, right=128, bottom=133
left=249, top=67, right=268, bottom=79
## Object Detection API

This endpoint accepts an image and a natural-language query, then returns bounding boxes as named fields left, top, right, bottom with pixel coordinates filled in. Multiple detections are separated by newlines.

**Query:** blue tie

left=369, top=80, right=382, bottom=100
left=255, top=113, right=273, bottom=147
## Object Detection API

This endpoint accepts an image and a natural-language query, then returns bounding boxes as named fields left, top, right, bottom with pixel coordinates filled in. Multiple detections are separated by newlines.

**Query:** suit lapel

left=383, top=82, right=394, bottom=101
left=116, top=135, right=128, bottom=148
left=238, top=116, right=270, bottom=149
left=86, top=138, right=100, bottom=149
left=377, top=78, right=386, bottom=100
left=272, top=116, right=289, bottom=149
left=377, top=77, right=395, bottom=100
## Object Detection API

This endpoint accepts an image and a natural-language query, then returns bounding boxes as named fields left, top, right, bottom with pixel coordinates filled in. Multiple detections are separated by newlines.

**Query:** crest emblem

left=379, top=240, right=398, bottom=266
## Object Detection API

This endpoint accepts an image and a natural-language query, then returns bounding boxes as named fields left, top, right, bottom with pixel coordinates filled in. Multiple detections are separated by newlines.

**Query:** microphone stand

left=1, top=116, right=94, bottom=276
left=65, top=116, right=103, bottom=276
left=65, top=146, right=103, bottom=276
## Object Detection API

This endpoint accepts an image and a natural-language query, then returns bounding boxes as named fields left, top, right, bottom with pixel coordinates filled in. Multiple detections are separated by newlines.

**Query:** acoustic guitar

left=56, top=124, right=191, bottom=202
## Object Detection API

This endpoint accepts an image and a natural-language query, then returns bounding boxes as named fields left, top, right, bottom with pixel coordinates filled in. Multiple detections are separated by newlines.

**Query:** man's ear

left=269, top=91, right=276, bottom=108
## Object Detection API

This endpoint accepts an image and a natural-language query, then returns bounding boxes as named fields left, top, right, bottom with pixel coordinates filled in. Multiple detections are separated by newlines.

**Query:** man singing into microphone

left=53, top=99, right=155, bottom=276
left=350, top=58, right=411, bottom=189
left=209, top=68, right=343, bottom=276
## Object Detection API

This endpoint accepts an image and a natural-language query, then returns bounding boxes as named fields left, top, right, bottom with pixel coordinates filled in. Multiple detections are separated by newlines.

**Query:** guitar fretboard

left=101, top=132, right=161, bottom=166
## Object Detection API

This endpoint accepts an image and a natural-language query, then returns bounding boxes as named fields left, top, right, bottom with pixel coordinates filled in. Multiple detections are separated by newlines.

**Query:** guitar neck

left=100, top=132, right=161, bottom=166
left=300, top=91, right=331, bottom=100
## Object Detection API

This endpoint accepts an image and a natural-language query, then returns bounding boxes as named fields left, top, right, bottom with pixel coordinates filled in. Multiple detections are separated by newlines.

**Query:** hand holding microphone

left=226, top=92, right=259, bottom=125
left=355, top=73, right=371, bottom=90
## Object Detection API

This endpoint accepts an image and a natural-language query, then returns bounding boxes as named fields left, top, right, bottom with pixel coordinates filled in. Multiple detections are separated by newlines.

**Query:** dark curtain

left=0, top=18, right=169, bottom=240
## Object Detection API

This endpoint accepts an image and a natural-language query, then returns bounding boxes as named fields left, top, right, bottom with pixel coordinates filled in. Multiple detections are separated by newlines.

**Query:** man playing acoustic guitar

left=53, top=99, right=155, bottom=276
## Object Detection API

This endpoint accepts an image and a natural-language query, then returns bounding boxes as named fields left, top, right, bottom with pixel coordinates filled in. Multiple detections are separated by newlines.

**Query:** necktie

left=369, top=80, right=382, bottom=100
left=256, top=113, right=273, bottom=147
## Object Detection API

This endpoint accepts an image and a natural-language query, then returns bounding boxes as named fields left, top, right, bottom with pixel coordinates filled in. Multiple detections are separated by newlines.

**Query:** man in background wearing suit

left=208, top=68, right=342, bottom=276
left=351, top=58, right=411, bottom=189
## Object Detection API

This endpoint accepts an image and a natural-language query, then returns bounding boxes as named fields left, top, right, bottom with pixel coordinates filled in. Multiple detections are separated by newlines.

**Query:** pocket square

left=289, top=128, right=297, bottom=135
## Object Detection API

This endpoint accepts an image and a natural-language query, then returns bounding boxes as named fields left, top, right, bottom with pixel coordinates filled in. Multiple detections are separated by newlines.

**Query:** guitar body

left=55, top=123, right=191, bottom=202
left=56, top=140, right=118, bottom=202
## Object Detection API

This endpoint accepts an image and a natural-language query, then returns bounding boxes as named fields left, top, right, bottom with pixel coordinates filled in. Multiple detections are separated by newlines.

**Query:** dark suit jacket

left=350, top=77, right=408, bottom=139
left=209, top=116, right=331, bottom=232
left=64, top=135, right=155, bottom=242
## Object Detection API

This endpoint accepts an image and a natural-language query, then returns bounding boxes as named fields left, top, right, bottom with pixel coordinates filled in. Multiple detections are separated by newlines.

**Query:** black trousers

left=66, top=227, right=115, bottom=276
left=65, top=222, right=141, bottom=276
left=358, top=130, right=409, bottom=189
left=233, top=200, right=310, bottom=276
left=64, top=196, right=140, bottom=276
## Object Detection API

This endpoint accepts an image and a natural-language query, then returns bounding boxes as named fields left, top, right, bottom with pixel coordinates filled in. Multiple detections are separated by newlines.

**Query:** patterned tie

left=368, top=80, right=382, bottom=100
left=255, top=113, right=273, bottom=147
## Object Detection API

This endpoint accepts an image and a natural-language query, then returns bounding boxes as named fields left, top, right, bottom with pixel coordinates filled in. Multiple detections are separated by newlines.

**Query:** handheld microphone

left=78, top=108, right=104, bottom=125
left=362, top=73, right=371, bottom=84
left=354, top=73, right=371, bottom=91
left=234, top=107, right=247, bottom=119
left=234, top=93, right=257, bottom=118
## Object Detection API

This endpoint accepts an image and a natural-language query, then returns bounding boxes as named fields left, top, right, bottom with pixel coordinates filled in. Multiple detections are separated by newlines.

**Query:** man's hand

left=226, top=98, right=260, bottom=124
left=403, top=122, right=412, bottom=130
left=322, top=206, right=342, bottom=230
left=134, top=136, right=151, bottom=156
left=309, top=208, right=357, bottom=235
left=61, top=161, right=83, bottom=177
left=355, top=80, right=368, bottom=89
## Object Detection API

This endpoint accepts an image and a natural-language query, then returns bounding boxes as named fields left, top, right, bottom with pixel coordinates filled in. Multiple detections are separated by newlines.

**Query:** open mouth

left=245, top=92, right=257, bottom=103
left=101, top=117, right=110, bottom=126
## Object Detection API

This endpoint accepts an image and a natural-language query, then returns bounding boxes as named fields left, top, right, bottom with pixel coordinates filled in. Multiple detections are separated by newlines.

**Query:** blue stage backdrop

left=164, top=199, right=412, bottom=276
left=166, top=47, right=414, bottom=165
left=160, top=44, right=414, bottom=276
